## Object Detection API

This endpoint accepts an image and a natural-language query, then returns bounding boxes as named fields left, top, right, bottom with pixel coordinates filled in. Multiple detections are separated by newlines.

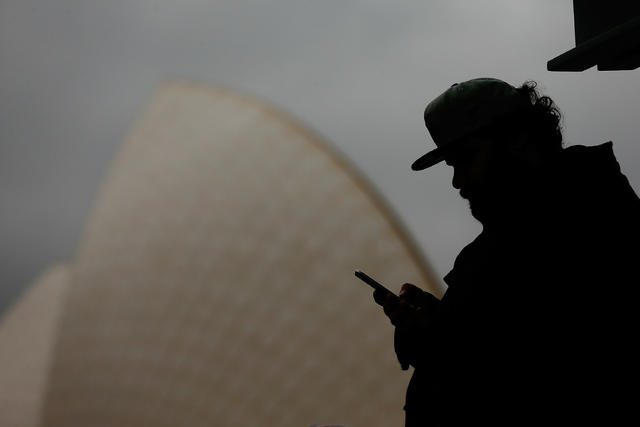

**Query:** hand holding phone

left=354, top=269, right=400, bottom=302
left=355, top=269, right=434, bottom=370
left=355, top=269, right=434, bottom=317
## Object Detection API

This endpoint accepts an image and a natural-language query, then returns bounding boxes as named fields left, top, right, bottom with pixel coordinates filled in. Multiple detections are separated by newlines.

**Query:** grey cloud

left=1, top=0, right=638, bottom=312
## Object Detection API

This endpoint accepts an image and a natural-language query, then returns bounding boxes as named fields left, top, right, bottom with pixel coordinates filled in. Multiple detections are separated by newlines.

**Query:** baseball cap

left=411, top=77, right=531, bottom=171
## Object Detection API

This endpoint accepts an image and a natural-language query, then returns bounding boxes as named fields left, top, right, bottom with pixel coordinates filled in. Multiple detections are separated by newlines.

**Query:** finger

left=400, top=283, right=440, bottom=310
left=382, top=293, right=399, bottom=317
left=389, top=300, right=413, bottom=328
left=399, top=283, right=422, bottom=302
left=373, top=289, right=386, bottom=306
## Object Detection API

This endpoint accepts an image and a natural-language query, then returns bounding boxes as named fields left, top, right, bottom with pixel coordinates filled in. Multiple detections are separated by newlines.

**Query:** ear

left=507, top=131, right=542, bottom=167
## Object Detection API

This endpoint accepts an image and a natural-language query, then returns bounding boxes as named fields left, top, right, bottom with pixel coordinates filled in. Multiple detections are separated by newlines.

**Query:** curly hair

left=513, top=80, right=564, bottom=153
left=475, top=80, right=564, bottom=157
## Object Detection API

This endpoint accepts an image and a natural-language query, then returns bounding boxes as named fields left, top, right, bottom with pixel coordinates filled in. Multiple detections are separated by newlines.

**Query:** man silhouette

left=374, top=78, right=640, bottom=426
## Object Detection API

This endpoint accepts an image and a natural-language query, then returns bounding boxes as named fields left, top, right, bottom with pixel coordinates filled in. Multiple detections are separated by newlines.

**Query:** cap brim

left=411, top=135, right=474, bottom=171
left=411, top=148, right=446, bottom=170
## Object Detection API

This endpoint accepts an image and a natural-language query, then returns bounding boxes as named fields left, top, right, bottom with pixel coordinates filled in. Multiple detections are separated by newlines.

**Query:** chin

left=468, top=198, right=489, bottom=224
left=470, top=206, right=486, bottom=223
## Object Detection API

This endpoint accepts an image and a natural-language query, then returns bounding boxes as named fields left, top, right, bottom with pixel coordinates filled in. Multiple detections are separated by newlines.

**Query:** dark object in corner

left=547, top=0, right=640, bottom=71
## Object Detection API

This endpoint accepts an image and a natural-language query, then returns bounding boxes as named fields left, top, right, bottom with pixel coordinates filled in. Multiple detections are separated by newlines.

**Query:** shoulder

left=560, top=141, right=618, bottom=173
left=442, top=231, right=491, bottom=287
left=558, top=141, right=639, bottom=207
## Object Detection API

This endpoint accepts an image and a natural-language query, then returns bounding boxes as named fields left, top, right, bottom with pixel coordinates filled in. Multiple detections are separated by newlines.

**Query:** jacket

left=403, top=142, right=640, bottom=426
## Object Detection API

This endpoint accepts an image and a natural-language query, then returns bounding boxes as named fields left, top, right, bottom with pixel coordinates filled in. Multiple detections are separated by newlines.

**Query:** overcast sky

left=1, top=0, right=638, bottom=314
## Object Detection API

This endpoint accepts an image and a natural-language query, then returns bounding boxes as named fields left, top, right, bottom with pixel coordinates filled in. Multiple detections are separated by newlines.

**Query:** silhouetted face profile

left=414, top=78, right=562, bottom=226
left=445, top=129, right=533, bottom=225
left=445, top=135, right=492, bottom=222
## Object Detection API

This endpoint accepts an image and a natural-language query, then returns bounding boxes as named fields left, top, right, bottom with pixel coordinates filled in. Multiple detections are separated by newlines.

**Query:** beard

left=466, top=191, right=493, bottom=224
left=464, top=163, right=533, bottom=226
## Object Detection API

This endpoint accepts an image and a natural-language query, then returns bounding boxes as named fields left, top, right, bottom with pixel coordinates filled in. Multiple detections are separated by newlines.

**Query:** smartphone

left=354, top=269, right=399, bottom=301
